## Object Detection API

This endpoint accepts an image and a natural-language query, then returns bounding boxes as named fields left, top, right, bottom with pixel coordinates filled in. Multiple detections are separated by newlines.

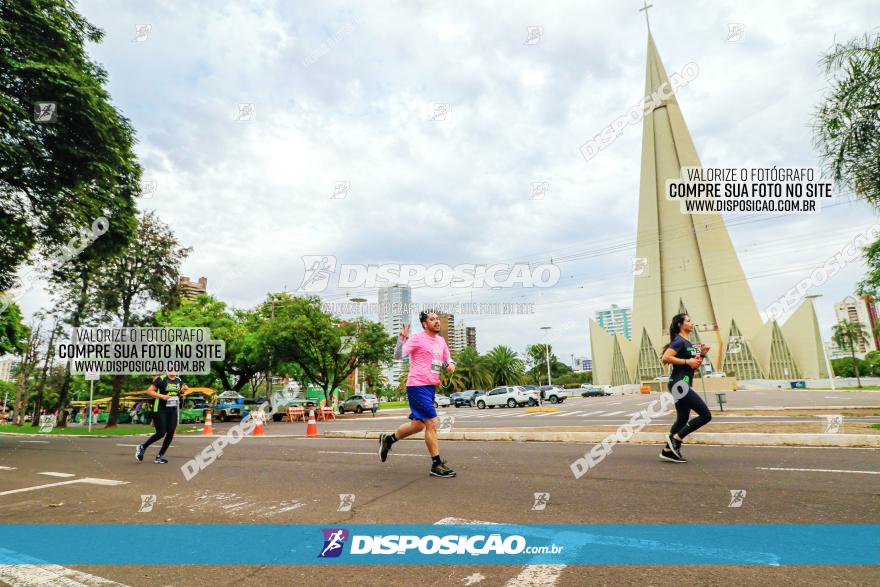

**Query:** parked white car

left=706, top=371, right=726, bottom=378
left=538, top=385, right=569, bottom=404
left=476, top=386, right=530, bottom=409
left=434, top=395, right=451, bottom=408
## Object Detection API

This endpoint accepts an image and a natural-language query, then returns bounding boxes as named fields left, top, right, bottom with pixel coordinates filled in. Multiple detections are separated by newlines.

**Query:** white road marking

left=511, top=413, right=535, bottom=418
left=0, top=547, right=128, bottom=586
left=0, top=466, right=16, bottom=470
left=18, top=441, right=49, bottom=444
left=435, top=517, right=567, bottom=586
left=602, top=411, right=626, bottom=416
left=318, top=450, right=423, bottom=457
left=607, top=402, right=622, bottom=406
left=37, top=472, right=76, bottom=478
left=0, top=478, right=128, bottom=497
left=115, top=444, right=140, bottom=447
left=579, top=411, right=606, bottom=417
left=553, top=411, right=584, bottom=417
left=757, top=467, right=880, bottom=475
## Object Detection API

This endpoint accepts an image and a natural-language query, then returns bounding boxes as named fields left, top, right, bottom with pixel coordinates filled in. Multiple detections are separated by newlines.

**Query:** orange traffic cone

left=252, top=409, right=265, bottom=436
left=306, top=408, right=318, bottom=437
left=202, top=409, right=213, bottom=435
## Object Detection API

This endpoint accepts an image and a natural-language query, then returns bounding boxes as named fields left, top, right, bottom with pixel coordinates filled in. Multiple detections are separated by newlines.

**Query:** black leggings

left=142, top=408, right=178, bottom=455
left=670, top=386, right=712, bottom=440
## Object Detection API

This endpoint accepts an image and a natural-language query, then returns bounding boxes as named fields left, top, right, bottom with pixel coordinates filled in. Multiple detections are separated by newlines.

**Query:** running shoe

left=154, top=455, right=169, bottom=464
left=659, top=449, right=687, bottom=463
left=665, top=433, right=683, bottom=458
left=135, top=444, right=145, bottom=462
left=379, top=433, right=392, bottom=462
left=430, top=461, right=456, bottom=478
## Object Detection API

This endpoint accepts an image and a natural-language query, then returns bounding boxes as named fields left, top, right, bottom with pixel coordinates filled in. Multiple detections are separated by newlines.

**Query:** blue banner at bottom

left=0, top=525, right=876, bottom=565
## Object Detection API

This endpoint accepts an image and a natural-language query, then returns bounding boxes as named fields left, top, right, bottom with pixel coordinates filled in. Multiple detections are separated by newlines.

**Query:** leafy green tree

left=830, top=356, right=866, bottom=379
left=446, top=346, right=490, bottom=391
left=157, top=295, right=267, bottom=392
left=261, top=294, right=394, bottom=405
left=832, top=320, right=869, bottom=387
left=97, top=211, right=190, bottom=427
left=862, top=350, right=880, bottom=376
left=814, top=32, right=880, bottom=206
left=0, top=299, right=27, bottom=355
left=485, top=345, right=525, bottom=386
left=0, top=0, right=141, bottom=290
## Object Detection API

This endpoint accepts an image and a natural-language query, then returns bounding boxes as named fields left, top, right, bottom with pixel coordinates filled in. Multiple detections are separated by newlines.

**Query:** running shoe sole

left=659, top=451, right=686, bottom=463
left=135, top=445, right=144, bottom=462
left=379, top=433, right=390, bottom=462
left=665, top=434, right=682, bottom=458
left=430, top=470, right=456, bottom=478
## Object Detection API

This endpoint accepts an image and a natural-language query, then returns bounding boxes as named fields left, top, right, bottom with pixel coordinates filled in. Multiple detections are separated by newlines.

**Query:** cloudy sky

left=17, top=0, right=880, bottom=364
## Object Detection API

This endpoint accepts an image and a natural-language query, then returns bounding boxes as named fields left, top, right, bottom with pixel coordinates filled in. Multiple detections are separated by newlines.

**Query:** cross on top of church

left=639, top=1, right=653, bottom=32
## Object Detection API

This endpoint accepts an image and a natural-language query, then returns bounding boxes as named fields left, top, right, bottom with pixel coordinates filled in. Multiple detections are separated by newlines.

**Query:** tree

left=832, top=320, right=869, bottom=388
left=29, top=319, right=60, bottom=426
left=97, top=211, right=190, bottom=427
left=262, top=294, right=394, bottom=405
left=0, top=0, right=141, bottom=290
left=484, top=345, right=525, bottom=386
left=0, top=299, right=27, bottom=355
left=156, top=295, right=267, bottom=392
left=360, top=362, right=388, bottom=394
left=12, top=319, right=41, bottom=425
left=446, top=347, right=490, bottom=391
left=813, top=32, right=880, bottom=206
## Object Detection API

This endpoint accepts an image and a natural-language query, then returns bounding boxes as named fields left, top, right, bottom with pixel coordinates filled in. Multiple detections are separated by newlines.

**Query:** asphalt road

left=1, top=432, right=878, bottom=586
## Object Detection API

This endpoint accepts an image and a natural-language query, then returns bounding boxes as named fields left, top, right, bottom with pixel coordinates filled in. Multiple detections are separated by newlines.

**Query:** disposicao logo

left=318, top=528, right=349, bottom=558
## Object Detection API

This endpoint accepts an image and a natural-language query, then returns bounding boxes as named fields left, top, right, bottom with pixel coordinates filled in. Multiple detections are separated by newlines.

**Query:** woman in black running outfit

left=659, top=314, right=712, bottom=463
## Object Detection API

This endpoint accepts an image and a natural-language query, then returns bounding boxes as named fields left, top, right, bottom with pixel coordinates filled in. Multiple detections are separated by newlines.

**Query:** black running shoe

left=659, top=449, right=687, bottom=463
left=430, top=461, right=456, bottom=478
left=379, top=433, right=392, bottom=462
left=135, top=444, right=145, bottom=462
left=666, top=434, right=682, bottom=458
left=154, top=455, right=169, bottom=464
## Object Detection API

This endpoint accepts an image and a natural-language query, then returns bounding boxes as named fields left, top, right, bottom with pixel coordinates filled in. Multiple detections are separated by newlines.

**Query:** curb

left=324, top=429, right=880, bottom=448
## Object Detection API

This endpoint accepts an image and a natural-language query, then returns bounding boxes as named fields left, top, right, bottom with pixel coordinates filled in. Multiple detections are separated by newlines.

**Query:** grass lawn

left=809, top=385, right=880, bottom=390
left=0, top=423, right=201, bottom=436
left=872, top=424, right=880, bottom=430
left=378, top=401, right=409, bottom=409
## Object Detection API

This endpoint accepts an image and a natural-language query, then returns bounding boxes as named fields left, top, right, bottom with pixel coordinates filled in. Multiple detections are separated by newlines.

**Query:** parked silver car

left=338, top=394, right=379, bottom=414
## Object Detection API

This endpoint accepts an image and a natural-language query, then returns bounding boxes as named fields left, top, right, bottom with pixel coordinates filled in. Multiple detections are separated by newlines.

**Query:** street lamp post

left=351, top=298, right=368, bottom=394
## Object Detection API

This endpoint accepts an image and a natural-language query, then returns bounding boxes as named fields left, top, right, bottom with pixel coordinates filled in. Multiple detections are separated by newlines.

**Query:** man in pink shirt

left=379, top=310, right=456, bottom=478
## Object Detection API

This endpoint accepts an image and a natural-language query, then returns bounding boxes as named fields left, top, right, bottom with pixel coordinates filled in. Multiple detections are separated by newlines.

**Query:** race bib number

left=165, top=396, right=179, bottom=408
left=431, top=359, right=443, bottom=374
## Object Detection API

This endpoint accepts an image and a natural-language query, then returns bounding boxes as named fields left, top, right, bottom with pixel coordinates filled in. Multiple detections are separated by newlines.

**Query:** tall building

left=437, top=312, right=455, bottom=348
left=595, top=304, right=632, bottom=340
left=571, top=356, right=592, bottom=373
left=0, top=357, right=18, bottom=382
left=178, top=276, right=207, bottom=300
left=589, top=30, right=826, bottom=385
left=834, top=295, right=878, bottom=354
left=379, top=285, right=412, bottom=387
left=466, top=326, right=477, bottom=351
left=378, top=285, right=412, bottom=337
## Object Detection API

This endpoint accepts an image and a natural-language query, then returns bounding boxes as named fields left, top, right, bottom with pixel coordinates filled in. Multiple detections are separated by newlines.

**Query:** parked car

left=212, top=391, right=245, bottom=422
left=338, top=394, right=379, bottom=414
left=706, top=371, right=726, bottom=378
left=455, top=390, right=484, bottom=407
left=476, top=386, right=530, bottom=409
left=516, top=386, right=540, bottom=406
left=450, top=392, right=463, bottom=404
left=539, top=385, right=568, bottom=404
left=580, top=385, right=610, bottom=397
left=434, top=395, right=451, bottom=408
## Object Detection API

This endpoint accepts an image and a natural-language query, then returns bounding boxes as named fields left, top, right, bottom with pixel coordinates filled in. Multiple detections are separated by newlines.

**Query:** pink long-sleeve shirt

left=395, top=331, right=451, bottom=387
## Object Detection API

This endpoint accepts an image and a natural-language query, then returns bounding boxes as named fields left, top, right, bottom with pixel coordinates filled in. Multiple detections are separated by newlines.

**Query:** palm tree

left=447, top=347, right=491, bottom=391
left=361, top=362, right=388, bottom=394
left=832, top=320, right=869, bottom=388
left=484, top=345, right=525, bottom=386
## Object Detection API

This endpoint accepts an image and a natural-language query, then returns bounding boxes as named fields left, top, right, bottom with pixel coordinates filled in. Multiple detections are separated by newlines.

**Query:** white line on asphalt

left=607, top=402, right=621, bottom=406
left=18, top=441, right=49, bottom=444
left=37, top=472, right=76, bottom=478
left=511, top=413, right=534, bottom=418
left=579, top=411, right=606, bottom=417
left=553, top=411, right=584, bottom=417
left=434, top=517, right=567, bottom=586
left=636, top=401, right=651, bottom=406
left=602, top=411, right=626, bottom=416
left=318, top=451, right=423, bottom=457
left=115, top=444, right=140, bottom=447
left=756, top=467, right=880, bottom=475
left=0, top=546, right=128, bottom=586
left=0, top=466, right=16, bottom=470
left=0, top=478, right=129, bottom=497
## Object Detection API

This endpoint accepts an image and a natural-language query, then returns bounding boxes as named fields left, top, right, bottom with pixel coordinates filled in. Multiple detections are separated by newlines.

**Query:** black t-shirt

left=151, top=375, right=185, bottom=410
left=668, top=335, right=698, bottom=388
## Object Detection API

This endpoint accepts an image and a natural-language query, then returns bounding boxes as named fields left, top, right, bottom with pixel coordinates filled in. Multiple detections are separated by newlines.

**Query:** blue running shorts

left=406, top=385, right=437, bottom=421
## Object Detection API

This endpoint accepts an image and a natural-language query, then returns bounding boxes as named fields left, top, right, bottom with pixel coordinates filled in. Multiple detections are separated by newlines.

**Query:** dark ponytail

left=662, top=313, right=688, bottom=351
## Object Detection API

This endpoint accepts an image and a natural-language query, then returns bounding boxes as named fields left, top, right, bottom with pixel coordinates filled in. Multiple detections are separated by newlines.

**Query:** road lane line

left=115, top=444, right=140, bottom=447
left=756, top=467, right=880, bottom=475
left=18, top=441, right=49, bottom=444
left=0, top=478, right=128, bottom=497
left=579, top=411, right=605, bottom=417
left=0, top=466, right=16, bottom=470
left=0, top=546, right=128, bottom=586
left=434, top=517, right=567, bottom=586
left=37, top=472, right=76, bottom=478
left=602, top=411, right=625, bottom=416
left=553, top=411, right=584, bottom=417
left=318, top=450, right=423, bottom=457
